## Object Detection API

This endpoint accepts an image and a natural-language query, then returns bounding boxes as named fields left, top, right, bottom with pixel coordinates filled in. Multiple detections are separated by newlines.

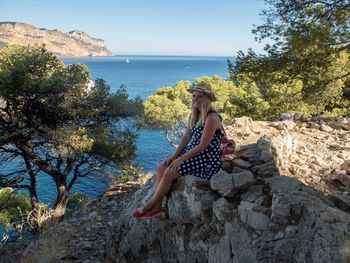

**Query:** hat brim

left=187, top=87, right=216, bottom=102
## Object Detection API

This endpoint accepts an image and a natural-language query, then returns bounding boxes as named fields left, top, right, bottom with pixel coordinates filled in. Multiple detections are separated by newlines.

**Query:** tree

left=229, top=0, right=350, bottom=118
left=0, top=188, right=31, bottom=229
left=0, top=45, right=142, bottom=217
left=144, top=76, right=235, bottom=146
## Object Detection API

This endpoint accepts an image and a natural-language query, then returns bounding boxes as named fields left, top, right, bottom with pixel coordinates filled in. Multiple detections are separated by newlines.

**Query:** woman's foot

left=142, top=207, right=164, bottom=219
left=132, top=207, right=147, bottom=218
left=132, top=206, right=164, bottom=219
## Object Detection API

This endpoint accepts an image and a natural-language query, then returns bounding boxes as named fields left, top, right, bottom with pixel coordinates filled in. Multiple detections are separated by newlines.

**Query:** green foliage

left=143, top=76, right=235, bottom=144
left=0, top=45, right=143, bottom=214
left=0, top=188, right=31, bottom=228
left=228, top=0, right=350, bottom=119
left=144, top=81, right=192, bottom=130
left=112, top=162, right=143, bottom=183
left=65, top=192, right=89, bottom=216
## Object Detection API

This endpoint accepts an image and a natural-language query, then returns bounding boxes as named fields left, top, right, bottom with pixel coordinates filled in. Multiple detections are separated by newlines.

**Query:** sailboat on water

left=125, top=58, right=130, bottom=63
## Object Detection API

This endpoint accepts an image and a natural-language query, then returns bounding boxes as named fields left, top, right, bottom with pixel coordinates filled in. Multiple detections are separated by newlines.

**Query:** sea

left=3, top=56, right=232, bottom=205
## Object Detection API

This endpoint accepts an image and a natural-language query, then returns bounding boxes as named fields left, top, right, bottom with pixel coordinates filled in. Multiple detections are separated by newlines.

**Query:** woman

left=133, top=81, right=222, bottom=219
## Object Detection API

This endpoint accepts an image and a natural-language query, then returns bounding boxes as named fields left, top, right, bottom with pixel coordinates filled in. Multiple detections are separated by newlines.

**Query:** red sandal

left=132, top=207, right=147, bottom=218
left=142, top=208, right=164, bottom=219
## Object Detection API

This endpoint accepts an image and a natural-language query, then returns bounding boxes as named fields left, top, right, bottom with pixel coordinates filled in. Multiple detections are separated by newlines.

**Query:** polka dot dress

left=176, top=122, right=222, bottom=180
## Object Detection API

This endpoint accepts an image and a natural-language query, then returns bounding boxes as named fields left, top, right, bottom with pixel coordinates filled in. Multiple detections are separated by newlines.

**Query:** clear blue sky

left=1, top=0, right=269, bottom=56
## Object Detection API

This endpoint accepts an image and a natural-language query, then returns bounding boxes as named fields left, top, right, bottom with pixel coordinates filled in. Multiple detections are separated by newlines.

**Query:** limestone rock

left=238, top=201, right=271, bottom=231
left=209, top=170, right=234, bottom=196
left=320, top=123, right=333, bottom=132
left=232, top=158, right=253, bottom=169
left=0, top=22, right=112, bottom=57
left=212, top=198, right=235, bottom=221
left=232, top=116, right=252, bottom=126
left=340, top=160, right=350, bottom=174
left=167, top=176, right=211, bottom=224
left=279, top=111, right=304, bottom=121
left=210, top=170, right=255, bottom=197
left=19, top=115, right=350, bottom=263
left=330, top=192, right=350, bottom=212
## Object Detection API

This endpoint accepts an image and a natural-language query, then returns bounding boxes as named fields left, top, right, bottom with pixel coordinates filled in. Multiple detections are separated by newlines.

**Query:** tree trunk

left=23, top=153, right=40, bottom=229
left=29, top=176, right=40, bottom=217
left=53, top=176, right=69, bottom=217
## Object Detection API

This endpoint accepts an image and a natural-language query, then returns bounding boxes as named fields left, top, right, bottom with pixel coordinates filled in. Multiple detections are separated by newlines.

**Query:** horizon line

left=114, top=54, right=235, bottom=57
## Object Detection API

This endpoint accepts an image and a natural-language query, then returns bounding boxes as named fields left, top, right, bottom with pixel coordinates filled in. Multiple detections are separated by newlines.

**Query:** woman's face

left=192, top=91, right=205, bottom=110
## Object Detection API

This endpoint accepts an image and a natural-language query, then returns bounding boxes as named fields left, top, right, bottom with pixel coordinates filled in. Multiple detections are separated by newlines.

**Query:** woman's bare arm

left=169, top=113, right=221, bottom=170
left=172, top=125, right=192, bottom=157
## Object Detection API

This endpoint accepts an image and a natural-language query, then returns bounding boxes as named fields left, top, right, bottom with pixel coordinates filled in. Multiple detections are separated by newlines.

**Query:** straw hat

left=187, top=81, right=216, bottom=102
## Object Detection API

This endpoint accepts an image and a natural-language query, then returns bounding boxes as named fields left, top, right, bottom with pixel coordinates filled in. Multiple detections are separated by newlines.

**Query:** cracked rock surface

left=20, top=117, right=350, bottom=262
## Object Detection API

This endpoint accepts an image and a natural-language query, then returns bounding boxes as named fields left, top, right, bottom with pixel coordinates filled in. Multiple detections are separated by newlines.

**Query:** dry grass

left=26, top=206, right=65, bottom=232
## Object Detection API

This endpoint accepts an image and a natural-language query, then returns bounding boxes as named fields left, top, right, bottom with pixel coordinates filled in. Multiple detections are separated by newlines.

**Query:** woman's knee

left=163, top=169, right=180, bottom=181
left=156, top=164, right=166, bottom=175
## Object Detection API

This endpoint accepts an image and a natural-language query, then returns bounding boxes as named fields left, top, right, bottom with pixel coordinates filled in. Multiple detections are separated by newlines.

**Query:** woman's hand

left=162, top=155, right=175, bottom=167
left=169, top=158, right=183, bottom=172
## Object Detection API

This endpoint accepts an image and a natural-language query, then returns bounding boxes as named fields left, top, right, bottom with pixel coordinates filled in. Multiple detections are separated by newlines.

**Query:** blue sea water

left=3, top=56, right=232, bottom=205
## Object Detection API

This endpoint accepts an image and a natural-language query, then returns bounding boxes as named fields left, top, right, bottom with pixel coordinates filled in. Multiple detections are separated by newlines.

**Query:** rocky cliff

left=20, top=116, right=350, bottom=262
left=0, top=22, right=112, bottom=57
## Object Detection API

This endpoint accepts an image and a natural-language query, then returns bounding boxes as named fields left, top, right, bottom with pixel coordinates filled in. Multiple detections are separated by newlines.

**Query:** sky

left=1, top=0, right=269, bottom=56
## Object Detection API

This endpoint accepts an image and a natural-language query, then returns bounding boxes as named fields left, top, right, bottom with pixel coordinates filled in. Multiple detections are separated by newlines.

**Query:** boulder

left=340, top=160, right=350, bottom=174
left=210, top=170, right=255, bottom=197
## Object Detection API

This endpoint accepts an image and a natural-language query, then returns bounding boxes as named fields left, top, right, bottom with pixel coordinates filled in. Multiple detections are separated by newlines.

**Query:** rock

left=167, top=177, right=207, bottom=224
left=240, top=185, right=264, bottom=203
left=309, top=122, right=320, bottom=130
left=238, top=201, right=271, bottom=231
left=265, top=175, right=303, bottom=194
left=200, top=191, right=220, bottom=211
left=279, top=111, right=304, bottom=121
left=236, top=143, right=260, bottom=164
left=222, top=160, right=233, bottom=172
left=271, top=193, right=303, bottom=225
left=330, top=192, right=350, bottom=212
left=251, top=161, right=280, bottom=178
left=20, top=117, right=350, bottom=263
left=257, top=130, right=296, bottom=166
left=0, top=22, right=112, bottom=57
left=210, top=170, right=234, bottom=197
left=232, top=171, right=255, bottom=191
left=232, top=116, right=252, bottom=126
left=212, top=198, right=235, bottom=221
left=320, top=123, right=333, bottom=132
left=232, top=158, right=253, bottom=169
left=282, top=120, right=296, bottom=130
left=273, top=120, right=296, bottom=131
left=210, top=170, right=255, bottom=197
left=330, top=172, right=350, bottom=188
left=208, top=237, right=231, bottom=263
left=340, top=160, right=350, bottom=174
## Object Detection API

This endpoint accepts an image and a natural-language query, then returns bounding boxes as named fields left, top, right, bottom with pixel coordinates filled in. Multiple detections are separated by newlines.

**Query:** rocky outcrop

left=0, top=22, right=112, bottom=57
left=21, top=117, right=350, bottom=262
left=225, top=116, right=350, bottom=194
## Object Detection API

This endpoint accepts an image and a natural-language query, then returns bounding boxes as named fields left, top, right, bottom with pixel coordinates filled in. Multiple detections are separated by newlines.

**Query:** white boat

left=126, top=58, right=130, bottom=63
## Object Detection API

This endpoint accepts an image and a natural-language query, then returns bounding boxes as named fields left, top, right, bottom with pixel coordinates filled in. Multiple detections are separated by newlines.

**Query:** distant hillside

left=0, top=22, right=112, bottom=57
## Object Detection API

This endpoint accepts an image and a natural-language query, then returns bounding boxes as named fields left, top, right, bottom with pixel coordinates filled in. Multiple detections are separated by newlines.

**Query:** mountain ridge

left=0, top=22, right=112, bottom=57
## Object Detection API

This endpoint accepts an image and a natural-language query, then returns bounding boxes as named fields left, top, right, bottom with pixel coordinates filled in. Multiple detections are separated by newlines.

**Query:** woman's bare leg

left=152, top=164, right=167, bottom=210
left=143, top=168, right=181, bottom=212
left=156, top=164, right=166, bottom=186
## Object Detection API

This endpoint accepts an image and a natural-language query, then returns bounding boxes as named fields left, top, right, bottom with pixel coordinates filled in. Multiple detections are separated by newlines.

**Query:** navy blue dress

left=176, top=118, right=222, bottom=180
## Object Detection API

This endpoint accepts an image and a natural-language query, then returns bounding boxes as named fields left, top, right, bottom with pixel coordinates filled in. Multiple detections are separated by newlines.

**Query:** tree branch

left=15, top=141, right=60, bottom=179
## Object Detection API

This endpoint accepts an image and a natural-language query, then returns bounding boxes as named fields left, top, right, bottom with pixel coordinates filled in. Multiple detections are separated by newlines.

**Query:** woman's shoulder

left=206, top=111, right=222, bottom=124
left=207, top=110, right=222, bottom=121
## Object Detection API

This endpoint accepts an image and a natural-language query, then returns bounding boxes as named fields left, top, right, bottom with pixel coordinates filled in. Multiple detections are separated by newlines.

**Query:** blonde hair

left=189, top=93, right=215, bottom=127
